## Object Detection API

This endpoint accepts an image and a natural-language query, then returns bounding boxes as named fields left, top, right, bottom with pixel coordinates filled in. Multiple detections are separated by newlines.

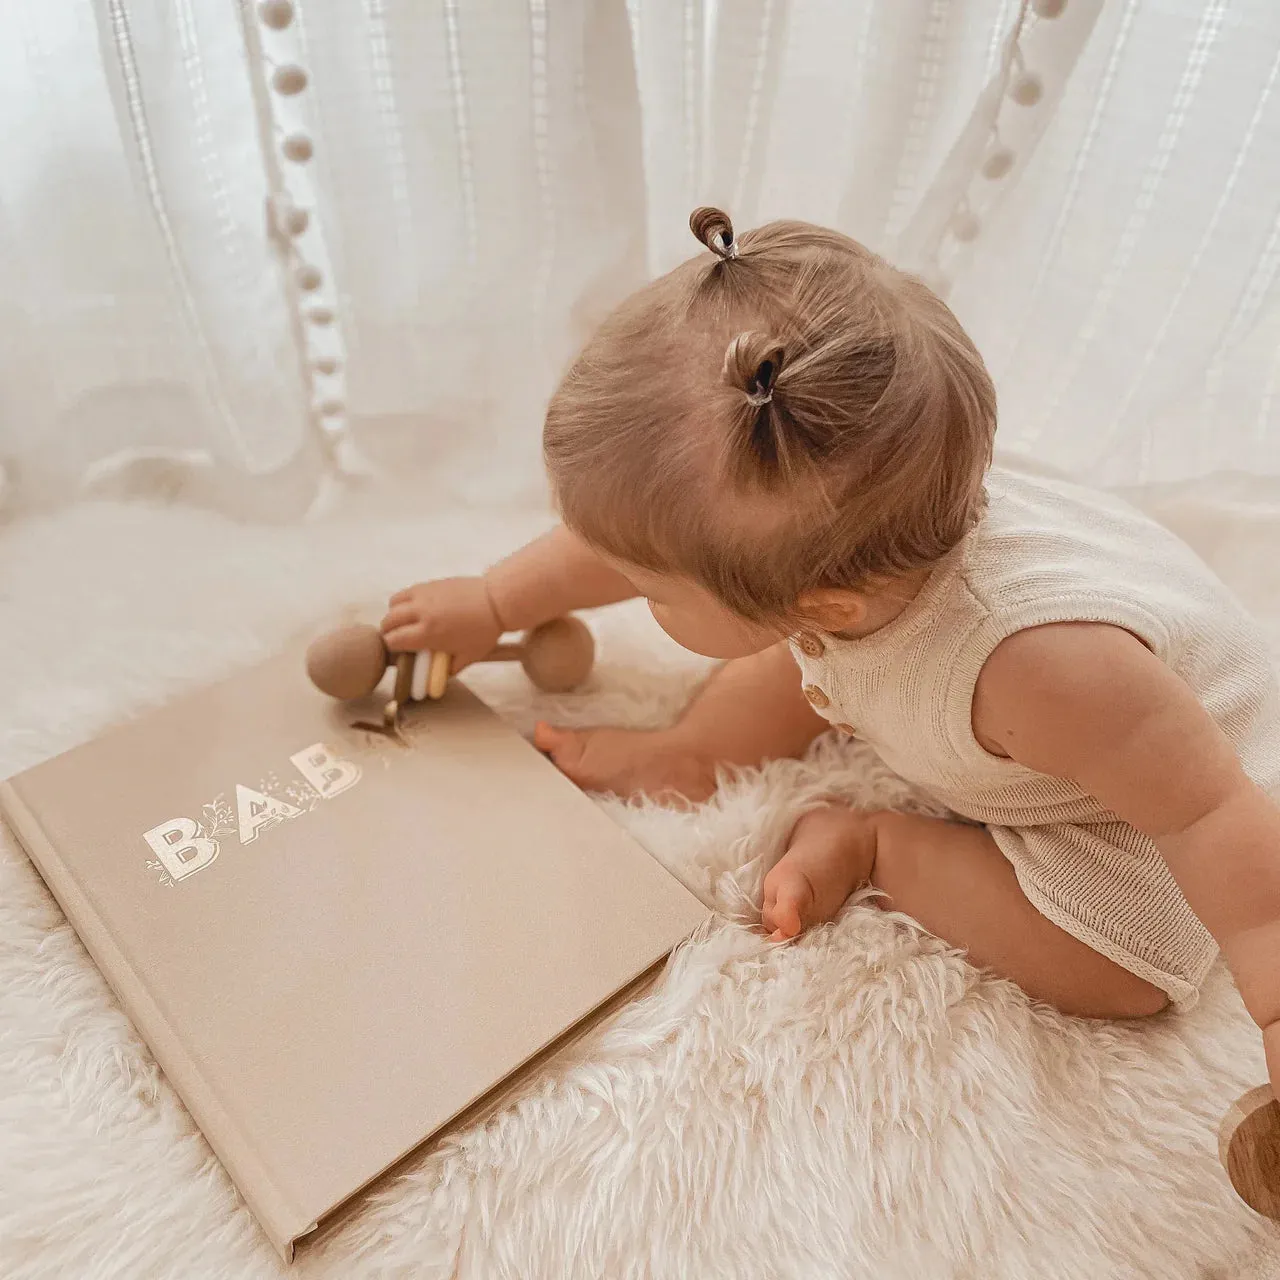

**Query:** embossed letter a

left=235, top=786, right=302, bottom=845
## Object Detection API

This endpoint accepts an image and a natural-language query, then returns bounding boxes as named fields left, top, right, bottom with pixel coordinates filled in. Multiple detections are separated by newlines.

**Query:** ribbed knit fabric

left=790, top=467, right=1280, bottom=1009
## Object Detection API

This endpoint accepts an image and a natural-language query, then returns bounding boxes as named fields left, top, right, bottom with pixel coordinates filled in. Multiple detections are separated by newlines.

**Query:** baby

left=384, top=208, right=1280, bottom=1081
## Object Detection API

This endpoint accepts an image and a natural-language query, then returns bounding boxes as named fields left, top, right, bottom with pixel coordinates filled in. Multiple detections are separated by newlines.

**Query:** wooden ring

left=427, top=651, right=451, bottom=700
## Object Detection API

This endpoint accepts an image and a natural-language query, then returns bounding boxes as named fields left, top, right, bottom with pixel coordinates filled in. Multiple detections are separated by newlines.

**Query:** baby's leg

left=765, top=807, right=1168, bottom=1019
left=536, top=641, right=828, bottom=801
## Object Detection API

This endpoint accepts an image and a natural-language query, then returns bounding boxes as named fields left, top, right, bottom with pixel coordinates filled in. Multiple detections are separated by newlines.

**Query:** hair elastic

left=746, top=355, right=778, bottom=406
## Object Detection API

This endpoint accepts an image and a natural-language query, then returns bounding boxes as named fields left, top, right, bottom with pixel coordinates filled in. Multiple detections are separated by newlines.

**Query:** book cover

left=0, top=650, right=708, bottom=1260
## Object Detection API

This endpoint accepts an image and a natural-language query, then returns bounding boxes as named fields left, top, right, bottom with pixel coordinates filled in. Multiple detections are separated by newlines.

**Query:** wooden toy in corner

left=1221, top=1083, right=1280, bottom=1222
left=306, top=615, right=595, bottom=731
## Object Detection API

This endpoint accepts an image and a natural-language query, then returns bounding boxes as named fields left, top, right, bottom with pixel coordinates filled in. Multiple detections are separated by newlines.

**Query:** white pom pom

left=258, top=0, right=295, bottom=29
left=1010, top=72, right=1044, bottom=106
left=331, top=434, right=375, bottom=478
left=282, top=133, right=314, bottom=163
left=272, top=65, right=308, bottom=96
left=981, top=148, right=1016, bottom=180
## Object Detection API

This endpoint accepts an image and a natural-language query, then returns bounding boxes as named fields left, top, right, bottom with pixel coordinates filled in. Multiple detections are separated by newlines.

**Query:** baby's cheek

left=648, top=602, right=770, bottom=660
left=647, top=601, right=693, bottom=648
left=647, top=599, right=671, bottom=632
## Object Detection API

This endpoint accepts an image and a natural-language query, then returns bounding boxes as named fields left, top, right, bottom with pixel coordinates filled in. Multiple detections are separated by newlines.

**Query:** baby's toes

left=762, top=867, right=815, bottom=941
left=534, top=722, right=588, bottom=781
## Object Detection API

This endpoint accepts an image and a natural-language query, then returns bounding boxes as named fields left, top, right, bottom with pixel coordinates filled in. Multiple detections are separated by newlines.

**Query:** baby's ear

left=794, top=588, right=866, bottom=634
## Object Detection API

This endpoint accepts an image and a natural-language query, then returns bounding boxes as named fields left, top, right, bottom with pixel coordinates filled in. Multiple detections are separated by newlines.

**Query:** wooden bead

left=306, top=624, right=388, bottom=700
left=427, top=650, right=451, bottom=700
left=521, top=617, right=595, bottom=693
left=1220, top=1084, right=1280, bottom=1220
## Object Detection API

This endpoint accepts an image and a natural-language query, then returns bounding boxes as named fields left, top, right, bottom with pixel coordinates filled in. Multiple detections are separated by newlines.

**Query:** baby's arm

left=975, top=622, right=1280, bottom=1081
left=382, top=525, right=637, bottom=670
left=484, top=526, right=639, bottom=631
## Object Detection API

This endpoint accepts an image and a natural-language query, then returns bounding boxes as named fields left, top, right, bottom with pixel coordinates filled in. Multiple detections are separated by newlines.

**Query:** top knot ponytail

left=722, top=330, right=800, bottom=480
left=722, top=331, right=784, bottom=407
left=689, top=206, right=738, bottom=260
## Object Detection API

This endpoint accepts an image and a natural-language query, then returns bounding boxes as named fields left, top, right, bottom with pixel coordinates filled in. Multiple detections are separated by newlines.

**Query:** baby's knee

left=1080, top=976, right=1170, bottom=1021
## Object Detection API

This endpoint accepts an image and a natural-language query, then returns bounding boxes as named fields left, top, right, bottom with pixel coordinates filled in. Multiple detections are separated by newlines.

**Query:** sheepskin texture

left=3, top=489, right=1280, bottom=1280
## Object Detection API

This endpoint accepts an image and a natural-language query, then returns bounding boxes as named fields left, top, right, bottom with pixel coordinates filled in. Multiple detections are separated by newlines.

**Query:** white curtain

left=0, top=0, right=327, bottom=519
left=289, top=0, right=647, bottom=503
left=952, top=0, right=1280, bottom=487
left=0, top=0, right=1276, bottom=520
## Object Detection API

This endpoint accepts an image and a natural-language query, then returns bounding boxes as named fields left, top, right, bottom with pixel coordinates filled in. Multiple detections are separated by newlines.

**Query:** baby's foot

left=534, top=723, right=718, bottom=802
left=762, top=806, right=878, bottom=941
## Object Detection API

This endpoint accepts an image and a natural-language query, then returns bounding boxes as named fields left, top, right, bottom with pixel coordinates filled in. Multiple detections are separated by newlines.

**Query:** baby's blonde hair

left=544, top=208, right=997, bottom=622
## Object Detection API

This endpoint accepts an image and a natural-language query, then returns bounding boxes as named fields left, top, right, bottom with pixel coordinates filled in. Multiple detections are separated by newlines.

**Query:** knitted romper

left=789, top=467, right=1280, bottom=1009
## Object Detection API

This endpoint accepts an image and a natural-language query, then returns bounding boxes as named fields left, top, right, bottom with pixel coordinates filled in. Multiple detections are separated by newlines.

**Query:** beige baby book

left=0, top=651, right=708, bottom=1261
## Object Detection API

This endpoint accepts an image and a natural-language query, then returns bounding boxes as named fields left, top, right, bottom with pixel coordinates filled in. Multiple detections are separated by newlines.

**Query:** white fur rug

left=2, top=489, right=1280, bottom=1279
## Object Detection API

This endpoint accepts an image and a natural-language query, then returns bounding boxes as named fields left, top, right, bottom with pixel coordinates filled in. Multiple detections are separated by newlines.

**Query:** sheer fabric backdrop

left=0, top=0, right=1276, bottom=518
left=0, top=0, right=323, bottom=518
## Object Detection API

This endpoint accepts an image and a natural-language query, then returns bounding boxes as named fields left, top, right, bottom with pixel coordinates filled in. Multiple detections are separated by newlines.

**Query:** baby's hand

left=380, top=577, right=503, bottom=673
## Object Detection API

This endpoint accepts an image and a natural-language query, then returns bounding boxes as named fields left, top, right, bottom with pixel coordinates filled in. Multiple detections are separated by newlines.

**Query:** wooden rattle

left=1220, top=1084, right=1280, bottom=1220
left=479, top=616, right=596, bottom=694
left=306, top=615, right=595, bottom=728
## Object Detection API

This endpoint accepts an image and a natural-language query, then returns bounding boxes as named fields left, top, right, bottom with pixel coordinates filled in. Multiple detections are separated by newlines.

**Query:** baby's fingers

left=380, top=603, right=421, bottom=634
left=382, top=624, right=428, bottom=653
